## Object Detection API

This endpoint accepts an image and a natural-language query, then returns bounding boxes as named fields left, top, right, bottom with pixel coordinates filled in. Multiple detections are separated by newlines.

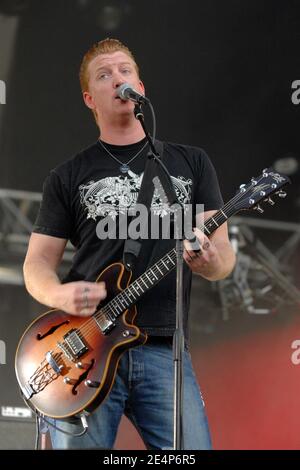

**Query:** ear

left=139, top=80, right=145, bottom=95
left=83, top=91, right=96, bottom=110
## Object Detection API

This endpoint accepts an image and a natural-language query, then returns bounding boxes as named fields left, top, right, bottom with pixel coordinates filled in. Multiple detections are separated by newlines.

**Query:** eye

left=97, top=72, right=110, bottom=80
left=121, top=69, right=131, bottom=75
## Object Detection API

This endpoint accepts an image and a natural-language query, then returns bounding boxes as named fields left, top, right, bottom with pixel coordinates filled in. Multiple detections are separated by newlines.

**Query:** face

left=83, top=51, right=145, bottom=124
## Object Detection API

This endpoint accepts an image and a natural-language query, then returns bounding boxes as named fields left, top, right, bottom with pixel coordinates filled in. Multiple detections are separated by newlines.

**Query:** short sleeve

left=195, top=149, right=224, bottom=212
left=33, top=170, right=73, bottom=239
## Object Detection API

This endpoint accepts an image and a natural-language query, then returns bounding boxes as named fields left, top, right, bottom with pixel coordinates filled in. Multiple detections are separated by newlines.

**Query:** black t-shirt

left=33, top=138, right=223, bottom=340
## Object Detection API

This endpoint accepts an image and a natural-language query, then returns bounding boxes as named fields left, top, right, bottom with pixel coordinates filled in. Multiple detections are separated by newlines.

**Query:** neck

left=99, top=116, right=145, bottom=145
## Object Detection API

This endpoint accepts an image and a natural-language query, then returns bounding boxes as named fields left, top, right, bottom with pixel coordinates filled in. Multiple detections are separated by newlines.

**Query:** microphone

left=117, top=83, right=149, bottom=104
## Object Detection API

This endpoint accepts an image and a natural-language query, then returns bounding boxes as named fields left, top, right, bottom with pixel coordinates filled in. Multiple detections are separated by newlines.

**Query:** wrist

left=46, top=282, right=63, bottom=309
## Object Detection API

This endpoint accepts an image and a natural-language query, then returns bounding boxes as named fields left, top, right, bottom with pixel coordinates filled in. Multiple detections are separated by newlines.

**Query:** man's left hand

left=183, top=227, right=218, bottom=273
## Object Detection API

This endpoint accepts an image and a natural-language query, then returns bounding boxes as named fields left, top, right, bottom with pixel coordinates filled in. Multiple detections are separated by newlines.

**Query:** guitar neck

left=101, top=200, right=236, bottom=320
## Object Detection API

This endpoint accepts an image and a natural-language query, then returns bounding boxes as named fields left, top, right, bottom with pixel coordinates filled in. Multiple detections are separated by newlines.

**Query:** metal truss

left=0, top=188, right=73, bottom=285
left=216, top=216, right=300, bottom=322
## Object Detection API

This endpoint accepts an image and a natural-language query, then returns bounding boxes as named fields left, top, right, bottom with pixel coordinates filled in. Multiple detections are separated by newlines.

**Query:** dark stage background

left=0, top=0, right=300, bottom=449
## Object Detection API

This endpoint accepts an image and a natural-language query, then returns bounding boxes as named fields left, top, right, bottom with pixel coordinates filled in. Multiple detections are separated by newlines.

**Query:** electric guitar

left=15, top=169, right=290, bottom=419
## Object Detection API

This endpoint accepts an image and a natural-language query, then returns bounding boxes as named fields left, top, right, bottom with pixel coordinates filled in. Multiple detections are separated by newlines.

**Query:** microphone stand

left=132, top=102, right=186, bottom=450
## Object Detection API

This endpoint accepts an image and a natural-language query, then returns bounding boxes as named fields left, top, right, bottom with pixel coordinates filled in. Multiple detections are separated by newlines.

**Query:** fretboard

left=98, top=200, right=236, bottom=323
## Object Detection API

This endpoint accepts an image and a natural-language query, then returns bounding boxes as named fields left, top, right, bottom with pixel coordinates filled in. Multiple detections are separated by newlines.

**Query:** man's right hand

left=52, top=281, right=107, bottom=316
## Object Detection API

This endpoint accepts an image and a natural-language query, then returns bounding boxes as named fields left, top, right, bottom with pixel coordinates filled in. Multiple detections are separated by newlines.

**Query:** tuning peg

left=239, top=184, right=246, bottom=192
left=277, top=190, right=287, bottom=198
left=251, top=178, right=258, bottom=185
left=254, top=204, right=264, bottom=213
left=266, top=197, right=275, bottom=206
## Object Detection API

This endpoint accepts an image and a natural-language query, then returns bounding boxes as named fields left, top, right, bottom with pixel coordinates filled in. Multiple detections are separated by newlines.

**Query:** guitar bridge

left=21, top=352, right=64, bottom=398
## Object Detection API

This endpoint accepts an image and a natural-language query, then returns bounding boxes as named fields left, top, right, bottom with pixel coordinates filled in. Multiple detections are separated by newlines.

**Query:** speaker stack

left=0, top=284, right=37, bottom=449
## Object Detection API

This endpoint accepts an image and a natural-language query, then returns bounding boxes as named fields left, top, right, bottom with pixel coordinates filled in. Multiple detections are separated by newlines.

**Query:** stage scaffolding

left=0, top=188, right=73, bottom=285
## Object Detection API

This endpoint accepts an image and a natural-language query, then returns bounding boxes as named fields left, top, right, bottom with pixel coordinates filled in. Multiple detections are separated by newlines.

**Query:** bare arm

left=183, top=210, right=236, bottom=281
left=23, top=233, right=106, bottom=316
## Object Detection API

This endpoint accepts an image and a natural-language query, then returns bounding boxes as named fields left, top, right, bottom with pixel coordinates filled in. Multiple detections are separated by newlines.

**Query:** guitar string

left=70, top=173, right=269, bottom=343
left=48, top=174, right=272, bottom=367
left=49, top=253, right=178, bottom=360
left=66, top=173, right=271, bottom=343
left=50, top=174, right=274, bottom=358
left=76, top=252, right=177, bottom=339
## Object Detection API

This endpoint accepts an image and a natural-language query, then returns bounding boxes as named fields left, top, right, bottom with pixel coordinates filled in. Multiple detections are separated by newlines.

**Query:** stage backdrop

left=0, top=0, right=299, bottom=449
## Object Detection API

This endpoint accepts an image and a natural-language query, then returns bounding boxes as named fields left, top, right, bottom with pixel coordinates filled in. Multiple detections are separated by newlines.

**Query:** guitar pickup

left=94, top=312, right=114, bottom=334
left=58, top=329, right=88, bottom=361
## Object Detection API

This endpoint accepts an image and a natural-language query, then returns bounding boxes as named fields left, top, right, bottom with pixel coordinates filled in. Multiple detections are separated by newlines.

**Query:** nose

left=113, top=71, right=127, bottom=89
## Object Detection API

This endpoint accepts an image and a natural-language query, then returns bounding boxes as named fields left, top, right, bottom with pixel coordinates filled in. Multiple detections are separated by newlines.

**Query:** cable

left=38, top=411, right=88, bottom=437
left=148, top=100, right=156, bottom=144
left=19, top=388, right=89, bottom=438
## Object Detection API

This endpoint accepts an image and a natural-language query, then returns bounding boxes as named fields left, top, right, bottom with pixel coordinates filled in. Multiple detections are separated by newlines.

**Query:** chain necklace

left=98, top=139, right=148, bottom=174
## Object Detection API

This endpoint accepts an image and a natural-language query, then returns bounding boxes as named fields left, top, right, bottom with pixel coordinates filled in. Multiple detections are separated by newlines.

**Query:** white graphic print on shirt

left=79, top=170, right=192, bottom=221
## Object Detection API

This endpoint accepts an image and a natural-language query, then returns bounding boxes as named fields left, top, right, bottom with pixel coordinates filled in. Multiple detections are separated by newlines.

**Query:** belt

left=146, top=335, right=173, bottom=345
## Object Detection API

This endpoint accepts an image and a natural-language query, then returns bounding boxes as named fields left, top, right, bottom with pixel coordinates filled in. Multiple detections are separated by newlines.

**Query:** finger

left=183, top=238, right=195, bottom=252
left=83, top=283, right=107, bottom=301
left=184, top=228, right=205, bottom=252
left=81, top=281, right=106, bottom=292
left=184, top=236, right=203, bottom=257
left=95, top=283, right=107, bottom=297
left=202, top=240, right=211, bottom=251
left=183, top=249, right=196, bottom=263
left=78, top=307, right=96, bottom=317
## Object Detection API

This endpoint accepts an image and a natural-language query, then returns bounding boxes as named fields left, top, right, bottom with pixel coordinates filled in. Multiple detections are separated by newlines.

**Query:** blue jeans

left=49, top=341, right=212, bottom=450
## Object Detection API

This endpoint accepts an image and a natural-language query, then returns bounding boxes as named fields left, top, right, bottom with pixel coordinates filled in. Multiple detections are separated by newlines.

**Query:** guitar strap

left=123, top=140, right=164, bottom=271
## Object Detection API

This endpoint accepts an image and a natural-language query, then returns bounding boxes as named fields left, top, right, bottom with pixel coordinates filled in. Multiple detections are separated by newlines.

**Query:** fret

left=140, top=277, right=149, bottom=289
left=103, top=306, right=115, bottom=321
left=113, top=306, right=120, bottom=319
left=145, top=273, right=154, bottom=285
left=204, top=226, right=211, bottom=235
left=134, top=281, right=145, bottom=293
left=121, top=290, right=132, bottom=303
left=118, top=293, right=129, bottom=307
left=131, top=284, right=139, bottom=296
left=156, top=262, right=166, bottom=274
left=167, top=254, right=175, bottom=265
left=156, top=264, right=164, bottom=275
left=220, top=209, right=228, bottom=219
left=211, top=217, right=219, bottom=227
left=127, top=287, right=137, bottom=300
left=153, top=265, right=164, bottom=278
left=110, top=301, right=121, bottom=316
left=162, top=260, right=168, bottom=269
left=150, top=269, right=158, bottom=281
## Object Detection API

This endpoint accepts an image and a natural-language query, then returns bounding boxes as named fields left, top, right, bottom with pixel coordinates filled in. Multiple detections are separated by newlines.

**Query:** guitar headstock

left=234, top=168, right=291, bottom=213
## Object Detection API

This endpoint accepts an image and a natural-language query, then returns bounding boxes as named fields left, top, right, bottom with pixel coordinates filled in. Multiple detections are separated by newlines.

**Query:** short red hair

left=79, top=37, right=139, bottom=93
